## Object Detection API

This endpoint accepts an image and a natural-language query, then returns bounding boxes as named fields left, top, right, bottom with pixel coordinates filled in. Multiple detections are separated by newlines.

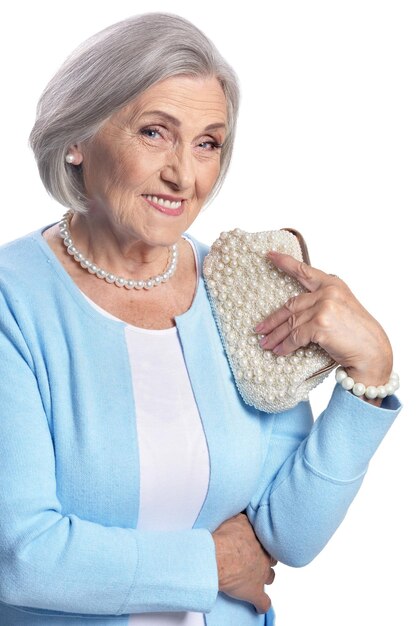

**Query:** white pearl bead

left=384, top=382, right=395, bottom=395
left=335, top=367, right=348, bottom=383
left=364, top=385, right=378, bottom=399
left=115, top=277, right=126, bottom=287
left=126, top=280, right=135, bottom=289
left=105, top=274, right=116, bottom=283
left=341, top=376, right=355, bottom=390
left=376, top=385, right=388, bottom=398
left=352, top=382, right=366, bottom=396
left=391, top=378, right=400, bottom=392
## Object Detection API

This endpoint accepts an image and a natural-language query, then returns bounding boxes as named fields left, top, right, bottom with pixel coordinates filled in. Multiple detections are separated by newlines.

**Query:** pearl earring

left=65, top=154, right=75, bottom=164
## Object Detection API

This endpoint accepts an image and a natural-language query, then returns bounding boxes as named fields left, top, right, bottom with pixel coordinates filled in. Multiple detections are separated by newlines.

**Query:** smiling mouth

left=142, top=194, right=185, bottom=216
left=142, top=194, right=183, bottom=209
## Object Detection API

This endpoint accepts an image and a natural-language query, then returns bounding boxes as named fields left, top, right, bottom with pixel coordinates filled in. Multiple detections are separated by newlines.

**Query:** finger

left=272, top=317, right=321, bottom=357
left=267, top=251, right=331, bottom=292
left=255, top=592, right=272, bottom=614
left=256, top=292, right=318, bottom=336
left=259, top=306, right=317, bottom=353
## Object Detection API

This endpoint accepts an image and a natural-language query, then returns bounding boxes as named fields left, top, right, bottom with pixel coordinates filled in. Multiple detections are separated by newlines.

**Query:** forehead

left=120, top=75, right=228, bottom=127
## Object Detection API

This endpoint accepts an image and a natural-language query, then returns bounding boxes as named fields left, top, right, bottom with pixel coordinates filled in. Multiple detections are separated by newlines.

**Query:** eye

left=140, top=127, right=163, bottom=140
left=198, top=140, right=223, bottom=151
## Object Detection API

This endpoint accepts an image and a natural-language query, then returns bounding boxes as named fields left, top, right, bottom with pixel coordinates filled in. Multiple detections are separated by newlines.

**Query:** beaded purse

left=202, top=228, right=337, bottom=413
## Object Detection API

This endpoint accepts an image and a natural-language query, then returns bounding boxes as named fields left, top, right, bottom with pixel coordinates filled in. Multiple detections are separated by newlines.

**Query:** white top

left=81, top=237, right=209, bottom=625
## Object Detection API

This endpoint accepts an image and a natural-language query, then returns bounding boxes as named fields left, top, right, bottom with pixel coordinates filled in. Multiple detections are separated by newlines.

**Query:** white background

left=1, top=1, right=415, bottom=624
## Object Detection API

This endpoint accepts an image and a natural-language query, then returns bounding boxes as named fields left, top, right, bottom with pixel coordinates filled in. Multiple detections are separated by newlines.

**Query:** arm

left=0, top=297, right=218, bottom=616
left=246, top=251, right=402, bottom=566
left=246, top=384, right=401, bottom=566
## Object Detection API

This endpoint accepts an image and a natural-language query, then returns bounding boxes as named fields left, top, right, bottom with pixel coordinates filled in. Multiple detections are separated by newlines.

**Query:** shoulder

left=0, top=226, right=58, bottom=305
left=0, top=229, right=46, bottom=272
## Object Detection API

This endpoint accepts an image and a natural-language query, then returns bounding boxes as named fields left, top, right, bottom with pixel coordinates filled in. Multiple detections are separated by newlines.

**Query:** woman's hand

left=211, top=512, right=277, bottom=614
left=254, top=252, right=394, bottom=406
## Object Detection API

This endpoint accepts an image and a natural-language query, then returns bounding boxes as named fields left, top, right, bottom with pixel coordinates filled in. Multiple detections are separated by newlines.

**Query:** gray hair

left=29, top=12, right=240, bottom=213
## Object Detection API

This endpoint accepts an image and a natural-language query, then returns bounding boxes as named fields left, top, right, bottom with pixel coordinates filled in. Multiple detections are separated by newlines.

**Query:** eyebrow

left=141, top=109, right=226, bottom=132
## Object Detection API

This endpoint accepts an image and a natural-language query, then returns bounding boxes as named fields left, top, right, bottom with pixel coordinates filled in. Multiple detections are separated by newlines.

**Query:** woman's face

left=75, top=75, right=228, bottom=247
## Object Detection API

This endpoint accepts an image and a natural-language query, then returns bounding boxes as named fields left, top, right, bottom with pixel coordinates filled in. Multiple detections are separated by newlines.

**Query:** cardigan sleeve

left=0, top=295, right=218, bottom=616
left=245, top=384, right=402, bottom=566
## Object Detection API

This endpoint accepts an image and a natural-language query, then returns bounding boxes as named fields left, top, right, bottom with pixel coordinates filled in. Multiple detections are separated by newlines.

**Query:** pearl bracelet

left=335, top=366, right=399, bottom=399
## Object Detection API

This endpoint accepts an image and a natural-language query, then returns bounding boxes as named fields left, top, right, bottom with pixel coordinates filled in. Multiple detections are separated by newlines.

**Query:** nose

left=160, top=143, right=195, bottom=191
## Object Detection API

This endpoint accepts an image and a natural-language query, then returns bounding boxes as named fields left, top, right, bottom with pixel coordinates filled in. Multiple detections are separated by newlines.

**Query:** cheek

left=120, top=147, right=163, bottom=186
left=82, top=144, right=124, bottom=194
left=197, top=160, right=221, bottom=197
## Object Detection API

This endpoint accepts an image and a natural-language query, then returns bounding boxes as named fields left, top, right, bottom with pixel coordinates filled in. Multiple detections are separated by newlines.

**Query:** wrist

left=211, top=532, right=226, bottom=591
left=344, top=365, right=392, bottom=389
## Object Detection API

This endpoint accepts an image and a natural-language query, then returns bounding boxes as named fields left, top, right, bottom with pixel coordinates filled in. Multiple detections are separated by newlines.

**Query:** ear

left=66, top=144, right=84, bottom=165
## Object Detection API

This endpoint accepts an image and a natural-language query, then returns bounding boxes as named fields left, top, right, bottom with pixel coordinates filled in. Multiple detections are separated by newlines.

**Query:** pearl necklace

left=59, top=211, right=178, bottom=290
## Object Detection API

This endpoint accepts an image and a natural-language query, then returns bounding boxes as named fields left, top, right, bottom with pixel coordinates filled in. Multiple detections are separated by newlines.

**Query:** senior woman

left=0, top=12, right=402, bottom=626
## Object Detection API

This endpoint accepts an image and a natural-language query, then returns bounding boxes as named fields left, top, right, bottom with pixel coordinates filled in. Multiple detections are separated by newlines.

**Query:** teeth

left=144, top=195, right=182, bottom=209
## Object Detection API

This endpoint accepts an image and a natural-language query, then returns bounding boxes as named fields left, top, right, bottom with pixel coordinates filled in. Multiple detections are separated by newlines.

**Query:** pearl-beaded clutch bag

left=203, top=228, right=337, bottom=413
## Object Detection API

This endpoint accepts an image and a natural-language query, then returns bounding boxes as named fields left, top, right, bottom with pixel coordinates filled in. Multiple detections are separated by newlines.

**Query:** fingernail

left=259, top=336, right=267, bottom=347
left=253, top=323, right=264, bottom=332
left=273, top=344, right=283, bottom=354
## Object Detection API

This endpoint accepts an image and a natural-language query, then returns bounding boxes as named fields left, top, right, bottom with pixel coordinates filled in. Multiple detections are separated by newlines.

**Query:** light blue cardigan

left=0, top=227, right=402, bottom=626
